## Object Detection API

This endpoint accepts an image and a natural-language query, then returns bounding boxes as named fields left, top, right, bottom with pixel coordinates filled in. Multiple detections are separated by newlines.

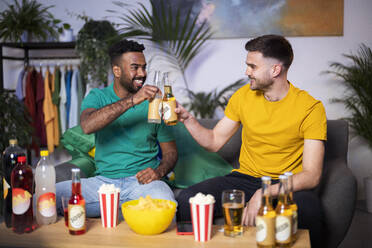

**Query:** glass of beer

left=222, top=189, right=245, bottom=237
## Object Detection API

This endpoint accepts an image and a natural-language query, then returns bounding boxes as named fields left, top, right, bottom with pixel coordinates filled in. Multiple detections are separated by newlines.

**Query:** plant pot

left=365, top=176, right=372, bottom=213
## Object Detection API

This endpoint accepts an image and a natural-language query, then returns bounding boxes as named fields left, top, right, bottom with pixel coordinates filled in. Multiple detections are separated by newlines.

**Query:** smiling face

left=113, top=52, right=147, bottom=94
left=245, top=51, right=276, bottom=91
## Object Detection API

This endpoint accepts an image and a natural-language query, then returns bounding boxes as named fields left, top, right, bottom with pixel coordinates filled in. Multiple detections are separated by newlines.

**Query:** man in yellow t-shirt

left=175, top=35, right=326, bottom=248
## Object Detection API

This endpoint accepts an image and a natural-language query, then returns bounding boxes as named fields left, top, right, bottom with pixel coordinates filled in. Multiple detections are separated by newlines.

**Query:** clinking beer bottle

left=148, top=70, right=162, bottom=124
left=256, top=176, right=276, bottom=248
left=284, top=172, right=298, bottom=244
left=11, top=156, right=34, bottom=234
left=275, top=175, right=292, bottom=248
left=68, top=168, right=86, bottom=235
left=162, top=72, right=178, bottom=126
left=2, top=139, right=25, bottom=228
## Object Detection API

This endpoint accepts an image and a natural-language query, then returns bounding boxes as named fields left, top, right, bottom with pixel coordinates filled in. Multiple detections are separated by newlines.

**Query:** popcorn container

left=189, top=193, right=215, bottom=242
left=98, top=185, right=120, bottom=228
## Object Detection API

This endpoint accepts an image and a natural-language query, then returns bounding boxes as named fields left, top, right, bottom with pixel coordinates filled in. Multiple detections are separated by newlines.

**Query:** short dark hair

left=108, top=39, right=145, bottom=66
left=245, top=35, right=293, bottom=70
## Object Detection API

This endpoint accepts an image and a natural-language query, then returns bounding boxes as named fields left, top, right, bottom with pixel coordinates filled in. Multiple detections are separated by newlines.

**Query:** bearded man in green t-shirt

left=56, top=39, right=177, bottom=218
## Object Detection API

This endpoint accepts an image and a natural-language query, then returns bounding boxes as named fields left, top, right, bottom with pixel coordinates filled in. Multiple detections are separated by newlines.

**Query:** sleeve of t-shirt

left=224, top=90, right=241, bottom=122
left=156, top=123, right=175, bottom=143
left=301, top=101, right=327, bottom=140
left=80, top=88, right=102, bottom=114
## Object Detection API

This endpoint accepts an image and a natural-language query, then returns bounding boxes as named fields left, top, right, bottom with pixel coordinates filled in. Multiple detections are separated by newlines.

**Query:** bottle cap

left=284, top=171, right=293, bottom=177
left=40, top=150, right=49, bottom=157
left=279, top=175, right=288, bottom=180
left=17, top=156, right=26, bottom=163
left=261, top=176, right=271, bottom=181
left=9, top=139, right=18, bottom=145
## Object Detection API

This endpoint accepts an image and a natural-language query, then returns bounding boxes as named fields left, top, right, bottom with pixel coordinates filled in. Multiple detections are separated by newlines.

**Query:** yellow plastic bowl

left=121, top=199, right=176, bottom=235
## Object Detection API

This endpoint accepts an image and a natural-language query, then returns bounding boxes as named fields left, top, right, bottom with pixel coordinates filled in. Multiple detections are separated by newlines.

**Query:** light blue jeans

left=56, top=175, right=175, bottom=218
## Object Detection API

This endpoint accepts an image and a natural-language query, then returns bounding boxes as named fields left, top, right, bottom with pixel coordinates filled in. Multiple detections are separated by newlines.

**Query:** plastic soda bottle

left=275, top=175, right=292, bottom=248
left=284, top=171, right=298, bottom=244
left=162, top=72, right=178, bottom=126
left=2, top=139, right=25, bottom=228
left=35, top=150, right=57, bottom=225
left=256, top=176, right=276, bottom=248
left=11, top=156, right=34, bottom=234
left=68, top=168, right=86, bottom=235
left=148, top=70, right=162, bottom=124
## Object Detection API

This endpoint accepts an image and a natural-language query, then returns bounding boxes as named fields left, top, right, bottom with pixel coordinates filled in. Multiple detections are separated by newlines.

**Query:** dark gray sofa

left=56, top=119, right=356, bottom=248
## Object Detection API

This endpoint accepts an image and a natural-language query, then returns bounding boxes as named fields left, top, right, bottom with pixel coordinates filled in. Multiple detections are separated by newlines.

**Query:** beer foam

left=189, top=192, right=215, bottom=205
left=98, top=184, right=120, bottom=194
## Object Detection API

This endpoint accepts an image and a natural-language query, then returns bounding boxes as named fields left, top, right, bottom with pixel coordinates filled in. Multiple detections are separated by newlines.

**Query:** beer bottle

left=68, top=168, right=86, bottom=235
left=35, top=150, right=57, bottom=225
left=162, top=72, right=178, bottom=126
left=11, top=156, right=34, bottom=234
left=256, top=176, right=276, bottom=248
left=2, top=139, right=25, bottom=228
left=148, top=71, right=162, bottom=124
left=275, top=175, right=292, bottom=247
left=284, top=171, right=298, bottom=244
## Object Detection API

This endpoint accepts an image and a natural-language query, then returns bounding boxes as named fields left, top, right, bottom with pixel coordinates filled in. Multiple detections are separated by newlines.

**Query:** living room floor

left=339, top=200, right=372, bottom=248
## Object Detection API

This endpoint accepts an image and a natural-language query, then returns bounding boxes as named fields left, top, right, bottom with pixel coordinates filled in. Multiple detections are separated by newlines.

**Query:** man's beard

left=249, top=76, right=273, bottom=91
left=119, top=76, right=146, bottom=94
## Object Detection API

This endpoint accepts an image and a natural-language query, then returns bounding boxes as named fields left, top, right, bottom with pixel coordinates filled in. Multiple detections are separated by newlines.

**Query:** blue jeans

left=56, top=175, right=175, bottom=218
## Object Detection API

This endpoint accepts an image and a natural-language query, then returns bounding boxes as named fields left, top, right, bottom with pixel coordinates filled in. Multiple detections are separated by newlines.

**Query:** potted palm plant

left=325, top=44, right=372, bottom=212
left=0, top=0, right=70, bottom=43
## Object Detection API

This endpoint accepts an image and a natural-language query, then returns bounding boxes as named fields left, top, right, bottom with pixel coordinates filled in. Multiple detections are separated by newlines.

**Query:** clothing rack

left=0, top=42, right=79, bottom=91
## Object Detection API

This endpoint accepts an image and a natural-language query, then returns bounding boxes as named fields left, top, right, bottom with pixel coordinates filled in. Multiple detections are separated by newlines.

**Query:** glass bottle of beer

left=284, top=171, right=298, bottom=244
left=68, top=168, right=86, bottom=235
left=256, top=176, right=276, bottom=248
left=2, top=139, right=25, bottom=228
left=275, top=175, right=292, bottom=248
left=11, top=156, right=34, bottom=234
left=162, top=72, right=178, bottom=126
left=148, top=71, right=162, bottom=124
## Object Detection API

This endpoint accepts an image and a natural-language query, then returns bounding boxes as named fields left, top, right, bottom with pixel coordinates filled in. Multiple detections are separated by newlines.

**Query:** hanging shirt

left=43, top=68, right=56, bottom=153
left=52, top=66, right=62, bottom=138
left=59, top=67, right=67, bottom=134
left=77, top=68, right=85, bottom=123
left=65, top=69, right=73, bottom=128
left=15, top=69, right=25, bottom=100
left=51, top=68, right=60, bottom=146
left=68, top=68, right=79, bottom=128
left=35, top=70, right=47, bottom=146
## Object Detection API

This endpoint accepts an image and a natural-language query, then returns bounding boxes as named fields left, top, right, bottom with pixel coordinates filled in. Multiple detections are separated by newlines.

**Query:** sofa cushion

left=166, top=123, right=233, bottom=189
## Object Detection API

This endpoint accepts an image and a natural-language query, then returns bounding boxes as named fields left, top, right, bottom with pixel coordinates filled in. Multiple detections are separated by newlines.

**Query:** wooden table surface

left=0, top=218, right=310, bottom=248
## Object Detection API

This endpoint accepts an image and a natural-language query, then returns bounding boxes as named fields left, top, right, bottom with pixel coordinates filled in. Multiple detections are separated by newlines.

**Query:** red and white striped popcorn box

left=190, top=203, right=214, bottom=242
left=99, top=192, right=120, bottom=228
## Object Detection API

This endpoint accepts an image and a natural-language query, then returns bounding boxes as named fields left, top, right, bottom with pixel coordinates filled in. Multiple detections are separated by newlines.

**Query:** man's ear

left=272, top=64, right=282, bottom=78
left=112, top=65, right=121, bottom=78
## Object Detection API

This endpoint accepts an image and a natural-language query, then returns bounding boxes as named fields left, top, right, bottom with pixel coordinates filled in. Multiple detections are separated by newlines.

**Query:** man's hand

left=133, top=85, right=160, bottom=105
left=174, top=101, right=193, bottom=123
left=135, top=168, right=161, bottom=184
left=242, top=189, right=262, bottom=226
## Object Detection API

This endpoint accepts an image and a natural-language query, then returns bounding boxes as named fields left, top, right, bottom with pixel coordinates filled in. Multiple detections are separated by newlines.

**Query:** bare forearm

left=183, top=116, right=218, bottom=151
left=155, top=151, right=178, bottom=178
left=81, top=96, right=133, bottom=134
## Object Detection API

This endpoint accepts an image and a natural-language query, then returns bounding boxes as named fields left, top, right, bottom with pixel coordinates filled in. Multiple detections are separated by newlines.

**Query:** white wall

left=2, top=0, right=372, bottom=198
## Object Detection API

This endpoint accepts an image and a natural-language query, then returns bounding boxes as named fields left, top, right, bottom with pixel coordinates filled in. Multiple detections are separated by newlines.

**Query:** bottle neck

left=164, top=85, right=173, bottom=96
left=278, top=179, right=289, bottom=205
left=261, top=180, right=272, bottom=206
left=71, top=170, right=81, bottom=195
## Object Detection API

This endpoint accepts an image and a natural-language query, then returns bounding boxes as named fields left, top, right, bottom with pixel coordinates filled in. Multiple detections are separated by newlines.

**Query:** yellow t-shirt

left=224, top=82, right=327, bottom=179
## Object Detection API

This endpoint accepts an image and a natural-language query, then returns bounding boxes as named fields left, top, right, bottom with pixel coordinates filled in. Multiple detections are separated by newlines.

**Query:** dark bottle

left=11, top=156, right=34, bottom=234
left=68, top=168, right=86, bottom=235
left=2, top=139, right=25, bottom=228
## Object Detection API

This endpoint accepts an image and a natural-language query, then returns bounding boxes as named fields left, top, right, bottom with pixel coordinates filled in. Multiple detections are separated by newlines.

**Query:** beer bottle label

left=37, top=192, right=56, bottom=217
left=148, top=98, right=162, bottom=120
left=3, top=178, right=10, bottom=199
left=12, top=188, right=32, bottom=215
left=275, top=215, right=291, bottom=242
left=292, top=210, right=298, bottom=234
left=68, top=204, right=86, bottom=230
left=256, top=216, right=275, bottom=245
left=163, top=100, right=177, bottom=122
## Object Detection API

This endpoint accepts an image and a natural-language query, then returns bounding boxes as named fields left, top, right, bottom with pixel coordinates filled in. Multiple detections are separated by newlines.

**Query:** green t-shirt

left=81, top=83, right=174, bottom=178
